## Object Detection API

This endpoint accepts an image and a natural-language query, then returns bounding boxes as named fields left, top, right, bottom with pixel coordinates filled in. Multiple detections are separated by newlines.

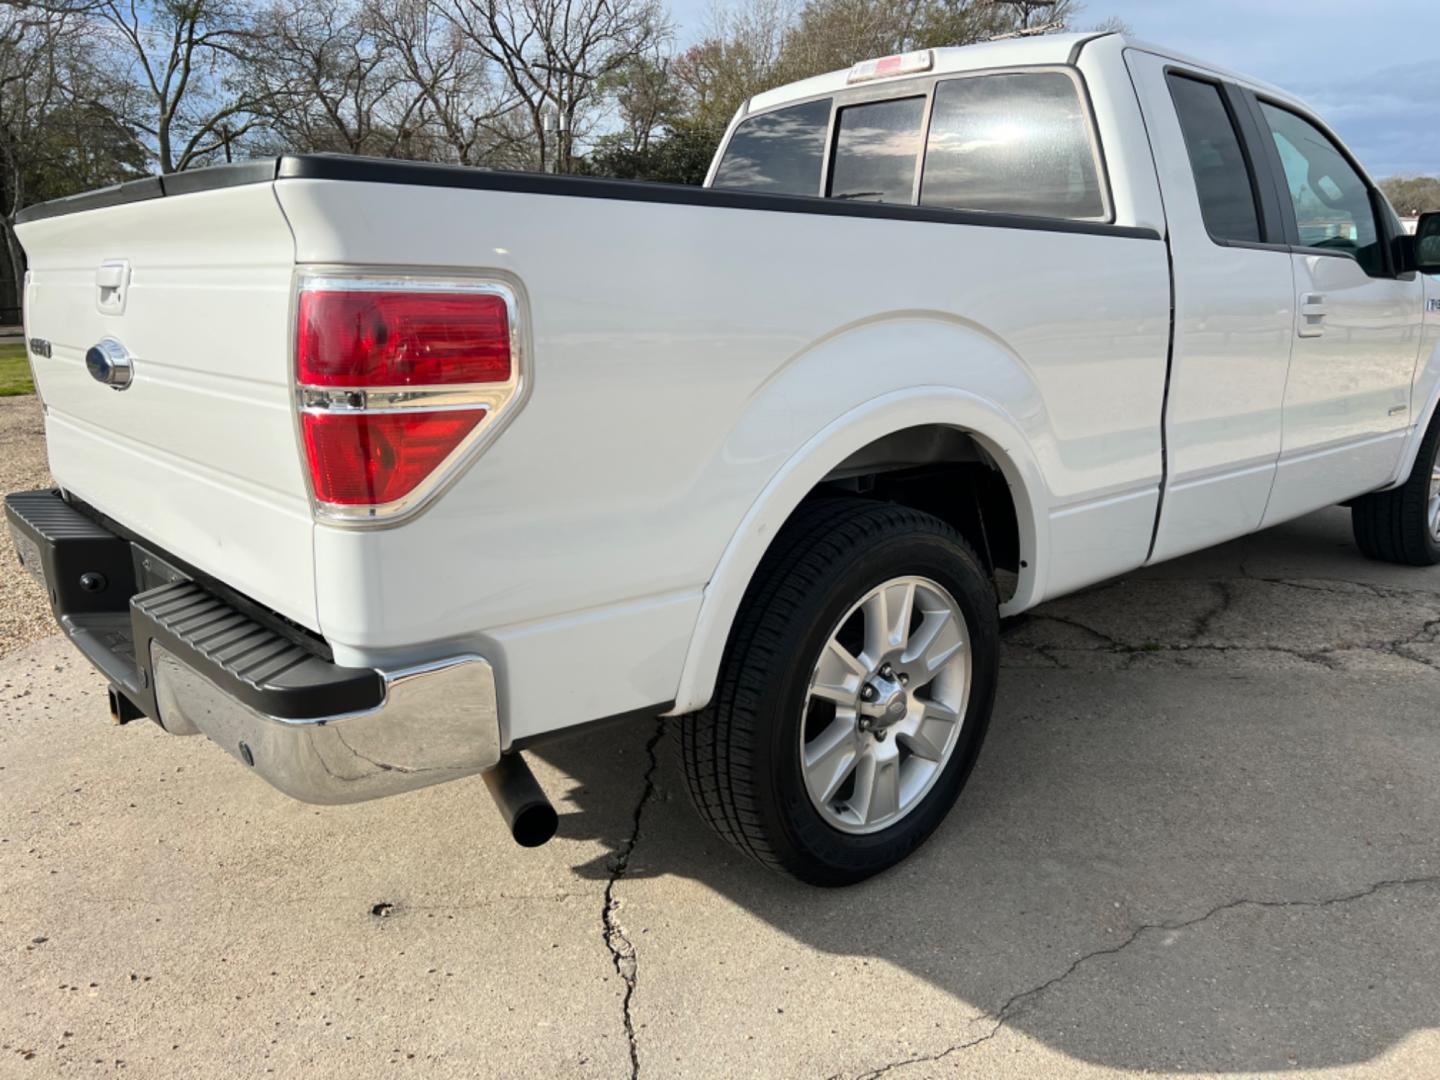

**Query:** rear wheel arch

left=667, top=390, right=1048, bottom=716
left=677, top=495, right=1002, bottom=883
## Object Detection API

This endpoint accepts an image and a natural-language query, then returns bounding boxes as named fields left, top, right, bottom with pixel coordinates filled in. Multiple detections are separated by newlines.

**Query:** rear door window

left=1166, top=74, right=1263, bottom=243
left=827, top=96, right=927, bottom=204
left=712, top=98, right=833, bottom=196
left=920, top=72, right=1105, bottom=219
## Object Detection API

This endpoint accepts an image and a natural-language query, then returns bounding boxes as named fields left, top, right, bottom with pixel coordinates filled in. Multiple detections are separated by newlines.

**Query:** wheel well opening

left=808, top=426, right=1022, bottom=601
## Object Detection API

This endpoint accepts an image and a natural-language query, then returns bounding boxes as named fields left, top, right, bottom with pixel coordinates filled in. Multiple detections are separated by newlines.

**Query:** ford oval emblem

left=85, top=338, right=134, bottom=391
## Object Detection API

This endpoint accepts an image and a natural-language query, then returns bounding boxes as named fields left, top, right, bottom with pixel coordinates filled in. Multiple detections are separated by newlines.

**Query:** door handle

left=1298, top=293, right=1327, bottom=338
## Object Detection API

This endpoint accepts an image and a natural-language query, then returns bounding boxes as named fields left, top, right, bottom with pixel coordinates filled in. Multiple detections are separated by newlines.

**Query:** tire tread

left=677, top=497, right=989, bottom=876
left=1352, top=410, right=1440, bottom=566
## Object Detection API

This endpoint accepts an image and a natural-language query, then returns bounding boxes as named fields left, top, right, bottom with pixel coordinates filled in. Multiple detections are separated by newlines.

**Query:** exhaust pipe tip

left=512, top=801, right=560, bottom=848
left=482, top=753, right=558, bottom=847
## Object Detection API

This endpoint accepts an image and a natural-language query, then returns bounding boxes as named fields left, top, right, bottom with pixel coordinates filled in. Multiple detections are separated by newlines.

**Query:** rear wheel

left=1352, top=409, right=1440, bottom=566
left=678, top=498, right=999, bottom=886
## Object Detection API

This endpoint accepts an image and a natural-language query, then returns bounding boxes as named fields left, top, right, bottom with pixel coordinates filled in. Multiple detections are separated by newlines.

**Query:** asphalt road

left=4, top=506, right=1440, bottom=1078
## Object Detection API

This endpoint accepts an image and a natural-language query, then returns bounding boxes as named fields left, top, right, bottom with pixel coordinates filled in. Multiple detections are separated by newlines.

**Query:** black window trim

left=1162, top=65, right=1285, bottom=252
left=1240, top=89, right=1407, bottom=279
left=725, top=61, right=1118, bottom=227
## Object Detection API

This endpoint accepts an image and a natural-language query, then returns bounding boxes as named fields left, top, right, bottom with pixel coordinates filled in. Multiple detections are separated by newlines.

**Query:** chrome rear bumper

left=7, top=488, right=502, bottom=805
left=151, top=645, right=502, bottom=804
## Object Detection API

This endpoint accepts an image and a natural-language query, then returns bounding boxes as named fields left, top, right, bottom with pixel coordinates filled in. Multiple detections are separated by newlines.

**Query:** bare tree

left=370, top=0, right=512, bottom=164
left=0, top=0, right=1123, bottom=219
left=671, top=0, right=791, bottom=136
left=0, top=5, right=143, bottom=316
left=438, top=0, right=667, bottom=172
left=75, top=0, right=267, bottom=172
left=1382, top=176, right=1440, bottom=217
left=776, top=0, right=926, bottom=79
left=0, top=6, right=59, bottom=317
left=979, top=0, right=1068, bottom=31
left=250, top=0, right=400, bottom=155
left=605, top=49, right=682, bottom=154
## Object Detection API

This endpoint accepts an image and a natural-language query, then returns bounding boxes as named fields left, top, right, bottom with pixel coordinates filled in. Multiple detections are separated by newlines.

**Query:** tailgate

left=16, top=181, right=316, bottom=629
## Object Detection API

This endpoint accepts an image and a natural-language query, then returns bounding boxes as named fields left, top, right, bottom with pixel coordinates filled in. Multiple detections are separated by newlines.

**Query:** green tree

left=579, top=119, right=715, bottom=184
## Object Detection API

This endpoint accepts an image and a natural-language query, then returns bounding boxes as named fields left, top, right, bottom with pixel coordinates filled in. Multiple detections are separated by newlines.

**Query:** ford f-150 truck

left=8, top=32, right=1440, bottom=885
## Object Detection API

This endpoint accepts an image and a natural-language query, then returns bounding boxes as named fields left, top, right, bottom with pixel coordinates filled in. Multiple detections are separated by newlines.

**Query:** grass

left=0, top=342, right=34, bottom=396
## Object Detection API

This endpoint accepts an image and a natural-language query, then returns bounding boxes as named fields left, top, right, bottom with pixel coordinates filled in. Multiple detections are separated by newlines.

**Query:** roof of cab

left=745, top=32, right=1100, bottom=114
left=743, top=31, right=1307, bottom=117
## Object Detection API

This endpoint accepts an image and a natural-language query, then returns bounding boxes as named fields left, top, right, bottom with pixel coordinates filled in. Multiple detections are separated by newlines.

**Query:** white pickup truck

left=9, top=32, right=1440, bottom=884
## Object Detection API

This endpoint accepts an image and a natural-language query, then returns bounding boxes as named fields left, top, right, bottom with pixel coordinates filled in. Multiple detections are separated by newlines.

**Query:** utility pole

left=543, top=104, right=568, bottom=173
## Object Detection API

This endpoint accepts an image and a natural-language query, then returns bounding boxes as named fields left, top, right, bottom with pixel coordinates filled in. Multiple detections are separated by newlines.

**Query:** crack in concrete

left=1191, top=580, right=1234, bottom=641
left=844, top=874, right=1440, bottom=1080
left=601, top=719, right=665, bottom=1080
left=1008, top=577, right=1440, bottom=673
left=1013, top=615, right=1348, bottom=671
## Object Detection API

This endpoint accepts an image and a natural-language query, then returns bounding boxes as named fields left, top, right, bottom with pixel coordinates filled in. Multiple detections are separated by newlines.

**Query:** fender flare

left=1389, top=332, right=1440, bottom=489
left=664, top=386, right=1050, bottom=715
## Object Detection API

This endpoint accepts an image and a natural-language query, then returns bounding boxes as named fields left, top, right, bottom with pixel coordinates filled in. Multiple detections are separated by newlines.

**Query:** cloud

left=1106, top=0, right=1440, bottom=176
left=1292, top=61, right=1440, bottom=177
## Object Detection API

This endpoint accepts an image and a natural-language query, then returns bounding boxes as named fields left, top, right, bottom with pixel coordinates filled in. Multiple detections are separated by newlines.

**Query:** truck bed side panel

left=276, top=178, right=1171, bottom=736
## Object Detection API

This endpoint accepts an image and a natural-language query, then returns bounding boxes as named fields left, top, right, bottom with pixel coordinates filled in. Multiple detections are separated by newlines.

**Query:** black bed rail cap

left=15, top=159, right=282, bottom=225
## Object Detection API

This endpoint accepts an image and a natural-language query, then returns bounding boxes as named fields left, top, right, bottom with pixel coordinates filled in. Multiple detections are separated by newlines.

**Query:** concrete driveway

left=4, top=506, right=1440, bottom=1078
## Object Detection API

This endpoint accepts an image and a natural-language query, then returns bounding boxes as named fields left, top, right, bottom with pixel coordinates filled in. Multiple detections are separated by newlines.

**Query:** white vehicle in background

left=8, top=32, right=1440, bottom=884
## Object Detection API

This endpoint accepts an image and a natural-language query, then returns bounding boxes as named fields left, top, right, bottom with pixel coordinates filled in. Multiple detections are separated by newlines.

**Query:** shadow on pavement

left=535, top=507, right=1440, bottom=1074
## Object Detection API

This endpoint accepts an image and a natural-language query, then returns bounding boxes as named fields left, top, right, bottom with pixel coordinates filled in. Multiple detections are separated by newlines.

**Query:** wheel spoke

left=862, top=580, right=916, bottom=662
left=853, top=754, right=900, bottom=826
left=810, top=638, right=866, bottom=704
left=904, top=610, right=965, bottom=684
left=804, top=719, right=860, bottom=803
left=903, top=701, right=960, bottom=761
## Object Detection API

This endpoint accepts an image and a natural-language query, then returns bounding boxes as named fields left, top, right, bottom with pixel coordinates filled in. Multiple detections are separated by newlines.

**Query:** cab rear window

left=712, top=98, right=833, bottom=196
left=828, top=97, right=926, bottom=203
left=920, top=72, right=1106, bottom=220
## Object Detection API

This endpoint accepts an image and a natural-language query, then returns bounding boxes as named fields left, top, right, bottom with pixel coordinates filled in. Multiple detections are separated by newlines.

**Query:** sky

left=668, top=0, right=1440, bottom=178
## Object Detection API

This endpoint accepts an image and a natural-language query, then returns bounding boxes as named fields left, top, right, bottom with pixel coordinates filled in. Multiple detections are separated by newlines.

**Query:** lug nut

left=899, top=672, right=909, bottom=685
left=860, top=685, right=877, bottom=702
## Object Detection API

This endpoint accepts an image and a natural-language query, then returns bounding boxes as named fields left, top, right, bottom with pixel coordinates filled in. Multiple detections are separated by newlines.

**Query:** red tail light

left=297, top=291, right=511, bottom=387
left=295, top=275, right=523, bottom=522
left=302, top=410, right=487, bottom=505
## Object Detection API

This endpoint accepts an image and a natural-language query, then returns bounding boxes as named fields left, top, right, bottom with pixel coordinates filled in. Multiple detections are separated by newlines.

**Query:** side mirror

left=1417, top=212, right=1440, bottom=275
